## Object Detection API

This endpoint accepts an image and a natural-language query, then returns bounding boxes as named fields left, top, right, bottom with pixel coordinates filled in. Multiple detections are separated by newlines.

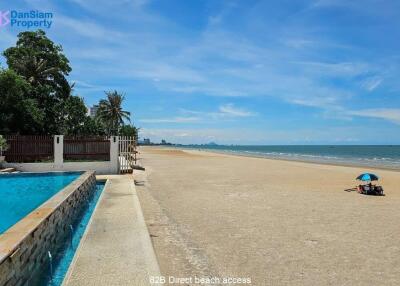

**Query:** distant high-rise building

left=88, top=105, right=99, bottom=118
left=138, top=138, right=152, bottom=145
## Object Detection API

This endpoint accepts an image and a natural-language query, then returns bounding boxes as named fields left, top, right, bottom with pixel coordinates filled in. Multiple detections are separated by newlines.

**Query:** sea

left=182, top=145, right=400, bottom=170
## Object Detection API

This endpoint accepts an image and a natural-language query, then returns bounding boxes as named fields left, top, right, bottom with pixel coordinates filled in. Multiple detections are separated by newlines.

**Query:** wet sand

left=135, top=146, right=400, bottom=286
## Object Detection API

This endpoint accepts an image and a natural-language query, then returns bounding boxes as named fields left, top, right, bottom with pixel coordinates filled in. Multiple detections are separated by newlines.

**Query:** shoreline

left=149, top=146, right=400, bottom=173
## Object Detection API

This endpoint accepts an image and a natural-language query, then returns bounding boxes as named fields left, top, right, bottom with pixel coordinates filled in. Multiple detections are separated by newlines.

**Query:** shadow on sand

left=344, top=187, right=358, bottom=192
left=343, top=187, right=385, bottom=196
left=134, top=180, right=146, bottom=186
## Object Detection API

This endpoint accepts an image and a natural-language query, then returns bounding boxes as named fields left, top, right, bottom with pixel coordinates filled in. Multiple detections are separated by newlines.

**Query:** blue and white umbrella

left=356, top=173, right=379, bottom=181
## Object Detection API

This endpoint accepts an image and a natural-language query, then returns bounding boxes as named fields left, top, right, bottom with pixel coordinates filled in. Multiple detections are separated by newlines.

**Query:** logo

left=0, top=10, right=10, bottom=27
left=0, top=10, right=53, bottom=29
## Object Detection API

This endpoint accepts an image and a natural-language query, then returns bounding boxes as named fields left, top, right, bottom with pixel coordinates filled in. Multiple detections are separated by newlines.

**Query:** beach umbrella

left=356, top=173, right=379, bottom=181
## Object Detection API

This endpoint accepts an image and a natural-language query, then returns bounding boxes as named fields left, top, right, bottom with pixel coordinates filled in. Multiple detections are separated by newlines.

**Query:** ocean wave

left=190, top=146, right=400, bottom=169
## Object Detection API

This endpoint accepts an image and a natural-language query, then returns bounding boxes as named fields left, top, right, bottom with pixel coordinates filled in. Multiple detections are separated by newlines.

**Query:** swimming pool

left=0, top=172, right=82, bottom=234
left=0, top=171, right=97, bottom=286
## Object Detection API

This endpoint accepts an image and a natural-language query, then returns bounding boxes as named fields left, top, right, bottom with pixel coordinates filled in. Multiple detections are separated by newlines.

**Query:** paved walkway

left=63, top=175, right=160, bottom=286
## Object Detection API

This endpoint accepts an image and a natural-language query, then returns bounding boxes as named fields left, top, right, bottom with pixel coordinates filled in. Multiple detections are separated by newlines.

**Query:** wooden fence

left=63, top=136, right=110, bottom=161
left=3, top=135, right=54, bottom=163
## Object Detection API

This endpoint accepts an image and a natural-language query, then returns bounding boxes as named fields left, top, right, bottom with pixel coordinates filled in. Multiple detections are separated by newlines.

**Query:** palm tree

left=97, top=91, right=130, bottom=135
left=14, top=55, right=72, bottom=100
left=14, top=56, right=59, bottom=85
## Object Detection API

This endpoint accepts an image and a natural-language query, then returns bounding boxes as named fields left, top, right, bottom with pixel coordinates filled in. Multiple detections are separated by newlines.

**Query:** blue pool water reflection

left=0, top=172, right=82, bottom=234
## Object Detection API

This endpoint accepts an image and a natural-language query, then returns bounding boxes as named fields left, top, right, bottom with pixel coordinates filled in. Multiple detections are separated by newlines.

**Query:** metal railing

left=118, top=136, right=136, bottom=173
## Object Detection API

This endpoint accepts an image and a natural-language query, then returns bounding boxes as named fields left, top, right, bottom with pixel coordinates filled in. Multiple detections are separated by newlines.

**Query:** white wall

left=110, top=136, right=119, bottom=174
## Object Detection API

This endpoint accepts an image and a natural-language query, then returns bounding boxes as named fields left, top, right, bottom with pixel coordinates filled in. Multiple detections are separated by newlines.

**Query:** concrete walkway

left=63, top=175, right=161, bottom=286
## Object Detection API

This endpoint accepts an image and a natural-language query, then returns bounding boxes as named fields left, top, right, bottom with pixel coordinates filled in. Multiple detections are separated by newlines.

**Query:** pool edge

left=0, top=171, right=96, bottom=285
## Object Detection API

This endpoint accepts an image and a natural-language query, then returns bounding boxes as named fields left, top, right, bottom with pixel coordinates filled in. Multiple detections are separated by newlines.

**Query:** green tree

left=1, top=30, right=135, bottom=136
left=56, top=95, right=88, bottom=135
left=3, top=30, right=71, bottom=97
left=119, top=125, right=139, bottom=140
left=3, top=30, right=73, bottom=134
left=0, top=69, right=44, bottom=134
left=82, top=117, right=107, bottom=136
left=97, top=91, right=130, bottom=135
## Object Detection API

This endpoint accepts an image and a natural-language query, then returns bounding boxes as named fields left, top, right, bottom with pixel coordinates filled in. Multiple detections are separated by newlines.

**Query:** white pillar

left=54, top=135, right=64, bottom=167
left=110, top=136, right=119, bottom=174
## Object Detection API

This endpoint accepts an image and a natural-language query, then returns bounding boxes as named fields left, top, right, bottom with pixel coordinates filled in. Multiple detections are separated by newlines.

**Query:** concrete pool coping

left=0, top=171, right=94, bottom=265
left=63, top=174, right=161, bottom=285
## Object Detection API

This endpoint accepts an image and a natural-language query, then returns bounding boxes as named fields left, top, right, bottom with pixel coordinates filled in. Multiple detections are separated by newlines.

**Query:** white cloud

left=139, top=104, right=256, bottom=124
left=284, top=39, right=315, bottom=49
left=182, top=104, right=256, bottom=120
left=139, top=128, right=268, bottom=144
left=70, top=80, right=109, bottom=92
left=130, top=63, right=205, bottom=83
left=139, top=125, right=399, bottom=145
left=292, top=61, right=368, bottom=77
left=349, top=108, right=400, bottom=124
left=71, top=80, right=96, bottom=88
left=361, top=77, right=383, bottom=91
left=139, top=117, right=200, bottom=124
left=309, top=0, right=359, bottom=10
left=219, top=104, right=256, bottom=117
left=69, top=0, right=150, bottom=11
left=56, top=15, right=126, bottom=40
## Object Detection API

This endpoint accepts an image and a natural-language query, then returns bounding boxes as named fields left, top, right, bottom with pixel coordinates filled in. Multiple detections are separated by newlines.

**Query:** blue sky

left=1, top=0, right=399, bottom=144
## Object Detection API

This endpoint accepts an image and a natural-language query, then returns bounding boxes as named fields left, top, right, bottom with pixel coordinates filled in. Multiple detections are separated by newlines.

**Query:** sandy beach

left=135, top=146, right=400, bottom=286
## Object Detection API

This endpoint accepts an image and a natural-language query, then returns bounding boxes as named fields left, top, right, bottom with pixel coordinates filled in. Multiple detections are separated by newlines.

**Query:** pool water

left=0, top=172, right=82, bottom=234
left=39, top=182, right=105, bottom=286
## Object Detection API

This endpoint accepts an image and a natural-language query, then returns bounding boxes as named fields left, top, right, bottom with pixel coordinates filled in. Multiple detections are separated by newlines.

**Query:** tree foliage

left=2, top=30, right=74, bottom=134
left=3, top=29, right=71, bottom=96
left=0, top=69, right=44, bottom=134
left=97, top=91, right=131, bottom=135
left=0, top=30, right=136, bottom=136
left=119, top=125, right=139, bottom=140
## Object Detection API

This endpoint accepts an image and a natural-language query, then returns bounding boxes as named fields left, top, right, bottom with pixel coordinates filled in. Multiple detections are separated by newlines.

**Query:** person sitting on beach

left=375, top=185, right=384, bottom=195
left=363, top=184, right=371, bottom=194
